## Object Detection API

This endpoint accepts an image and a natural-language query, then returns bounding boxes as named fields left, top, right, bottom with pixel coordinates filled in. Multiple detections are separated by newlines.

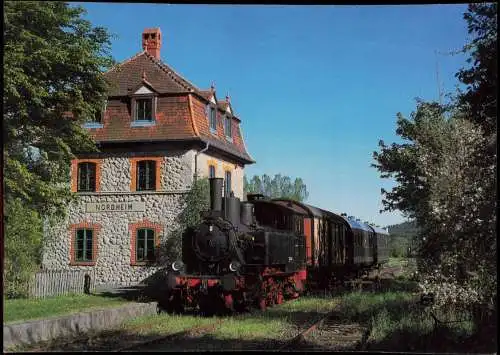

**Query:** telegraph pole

left=434, top=50, right=443, bottom=106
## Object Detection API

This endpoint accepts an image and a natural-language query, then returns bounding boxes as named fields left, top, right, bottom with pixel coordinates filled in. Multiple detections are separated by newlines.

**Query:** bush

left=162, top=178, right=209, bottom=262
left=4, top=198, right=43, bottom=299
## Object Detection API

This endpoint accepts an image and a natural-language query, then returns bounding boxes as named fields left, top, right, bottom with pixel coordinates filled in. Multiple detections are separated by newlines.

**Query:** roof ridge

left=106, top=50, right=147, bottom=74
left=144, top=51, right=202, bottom=93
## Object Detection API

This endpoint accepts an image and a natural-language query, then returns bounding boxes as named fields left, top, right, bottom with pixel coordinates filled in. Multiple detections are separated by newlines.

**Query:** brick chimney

left=142, top=28, right=161, bottom=60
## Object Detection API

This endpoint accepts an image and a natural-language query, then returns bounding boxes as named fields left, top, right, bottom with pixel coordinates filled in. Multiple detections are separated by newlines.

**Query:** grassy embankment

left=3, top=293, right=131, bottom=324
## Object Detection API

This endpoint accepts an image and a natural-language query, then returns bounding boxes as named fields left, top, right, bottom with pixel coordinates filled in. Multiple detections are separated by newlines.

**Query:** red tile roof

left=95, top=51, right=254, bottom=164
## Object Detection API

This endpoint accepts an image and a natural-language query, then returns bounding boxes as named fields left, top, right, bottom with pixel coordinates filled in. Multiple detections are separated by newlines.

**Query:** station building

left=42, top=28, right=254, bottom=286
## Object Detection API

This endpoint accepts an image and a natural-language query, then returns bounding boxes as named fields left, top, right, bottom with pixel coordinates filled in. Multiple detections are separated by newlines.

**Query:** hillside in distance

left=387, top=221, right=419, bottom=237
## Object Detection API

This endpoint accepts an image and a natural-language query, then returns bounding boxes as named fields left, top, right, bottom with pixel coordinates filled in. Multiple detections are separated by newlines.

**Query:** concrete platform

left=3, top=300, right=159, bottom=351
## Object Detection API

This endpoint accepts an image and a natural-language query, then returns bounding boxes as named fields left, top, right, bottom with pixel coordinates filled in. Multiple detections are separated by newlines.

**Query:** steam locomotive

left=165, top=178, right=389, bottom=314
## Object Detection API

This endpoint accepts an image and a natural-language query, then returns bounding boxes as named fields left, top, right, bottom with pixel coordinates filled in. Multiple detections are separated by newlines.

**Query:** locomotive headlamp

left=171, top=260, right=184, bottom=272
left=229, top=261, right=241, bottom=272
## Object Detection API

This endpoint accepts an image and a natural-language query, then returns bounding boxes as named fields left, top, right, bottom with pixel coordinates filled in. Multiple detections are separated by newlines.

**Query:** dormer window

left=136, top=98, right=152, bottom=121
left=207, top=105, right=217, bottom=133
left=224, top=114, right=232, bottom=140
left=130, top=86, right=157, bottom=127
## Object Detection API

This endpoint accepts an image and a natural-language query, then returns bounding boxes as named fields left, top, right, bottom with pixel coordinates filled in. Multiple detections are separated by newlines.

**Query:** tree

left=162, top=178, right=210, bottom=261
left=373, top=101, right=495, bottom=313
left=3, top=1, right=114, bottom=216
left=4, top=199, right=44, bottom=299
left=244, top=174, right=309, bottom=202
left=456, top=3, right=497, bottom=138
left=373, top=5, right=497, bottom=320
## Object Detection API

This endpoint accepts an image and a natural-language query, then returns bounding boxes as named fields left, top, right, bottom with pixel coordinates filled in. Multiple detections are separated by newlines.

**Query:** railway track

left=116, top=268, right=400, bottom=352
left=114, top=318, right=226, bottom=352
left=278, top=306, right=369, bottom=351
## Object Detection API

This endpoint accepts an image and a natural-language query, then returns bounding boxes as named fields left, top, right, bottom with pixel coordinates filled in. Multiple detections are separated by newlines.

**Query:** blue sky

left=77, top=3, right=470, bottom=227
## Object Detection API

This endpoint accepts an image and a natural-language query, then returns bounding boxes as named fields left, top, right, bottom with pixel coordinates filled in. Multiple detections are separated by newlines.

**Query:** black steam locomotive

left=165, top=178, right=307, bottom=314
left=165, top=178, right=390, bottom=314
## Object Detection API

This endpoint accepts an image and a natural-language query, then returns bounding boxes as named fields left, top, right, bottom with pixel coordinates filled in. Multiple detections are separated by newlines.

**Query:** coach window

left=75, top=228, right=94, bottom=262
left=209, top=165, right=216, bottom=179
left=136, top=160, right=156, bottom=191
left=224, top=170, right=232, bottom=196
left=136, top=228, right=155, bottom=262
left=78, top=162, right=96, bottom=192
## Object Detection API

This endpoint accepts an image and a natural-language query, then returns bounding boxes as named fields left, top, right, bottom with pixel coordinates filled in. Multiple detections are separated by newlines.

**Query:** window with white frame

left=207, top=105, right=217, bottom=132
left=224, top=114, right=232, bottom=139
left=135, top=98, right=153, bottom=121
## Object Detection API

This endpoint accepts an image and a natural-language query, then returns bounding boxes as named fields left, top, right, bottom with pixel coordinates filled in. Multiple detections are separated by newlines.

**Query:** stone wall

left=43, top=150, right=194, bottom=286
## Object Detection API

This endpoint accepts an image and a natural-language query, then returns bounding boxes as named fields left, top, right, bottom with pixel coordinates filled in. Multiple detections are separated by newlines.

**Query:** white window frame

left=131, top=95, right=157, bottom=127
left=224, top=114, right=233, bottom=141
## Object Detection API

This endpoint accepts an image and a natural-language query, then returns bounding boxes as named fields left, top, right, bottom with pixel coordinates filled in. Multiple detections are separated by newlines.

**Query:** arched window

left=78, top=162, right=96, bottom=192
left=209, top=165, right=216, bottom=179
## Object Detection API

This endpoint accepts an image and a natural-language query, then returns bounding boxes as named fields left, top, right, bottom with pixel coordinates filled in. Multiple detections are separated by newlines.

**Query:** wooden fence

left=29, top=269, right=97, bottom=299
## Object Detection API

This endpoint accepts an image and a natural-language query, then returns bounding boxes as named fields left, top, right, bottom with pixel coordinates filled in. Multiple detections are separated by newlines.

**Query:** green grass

left=8, top=281, right=489, bottom=353
left=3, top=293, right=131, bottom=324
left=120, top=313, right=217, bottom=335
left=332, top=279, right=477, bottom=352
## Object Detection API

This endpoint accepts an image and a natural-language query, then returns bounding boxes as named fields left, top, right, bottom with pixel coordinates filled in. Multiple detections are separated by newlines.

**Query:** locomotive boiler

left=165, top=178, right=307, bottom=315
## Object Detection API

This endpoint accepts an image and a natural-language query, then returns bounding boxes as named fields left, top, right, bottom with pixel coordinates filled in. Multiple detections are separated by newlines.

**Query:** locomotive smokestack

left=209, top=177, right=223, bottom=212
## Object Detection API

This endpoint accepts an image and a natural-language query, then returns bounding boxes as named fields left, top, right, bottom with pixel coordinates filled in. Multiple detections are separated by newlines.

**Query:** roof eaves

left=237, top=125, right=255, bottom=163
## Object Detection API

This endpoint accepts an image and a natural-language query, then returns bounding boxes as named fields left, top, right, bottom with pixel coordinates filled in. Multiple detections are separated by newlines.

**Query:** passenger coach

left=248, top=196, right=389, bottom=286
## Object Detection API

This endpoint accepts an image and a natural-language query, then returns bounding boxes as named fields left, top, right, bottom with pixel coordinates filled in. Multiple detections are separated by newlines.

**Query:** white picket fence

left=29, top=269, right=97, bottom=299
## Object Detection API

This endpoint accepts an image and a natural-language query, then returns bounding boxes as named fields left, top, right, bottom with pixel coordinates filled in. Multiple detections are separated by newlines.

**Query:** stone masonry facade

left=42, top=150, right=246, bottom=286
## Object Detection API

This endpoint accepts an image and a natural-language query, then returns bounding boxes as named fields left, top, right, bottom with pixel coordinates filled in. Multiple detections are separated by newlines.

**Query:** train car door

left=303, top=218, right=312, bottom=265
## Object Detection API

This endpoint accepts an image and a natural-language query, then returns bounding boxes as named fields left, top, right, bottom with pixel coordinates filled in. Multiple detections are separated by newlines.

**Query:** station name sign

left=86, top=202, right=145, bottom=213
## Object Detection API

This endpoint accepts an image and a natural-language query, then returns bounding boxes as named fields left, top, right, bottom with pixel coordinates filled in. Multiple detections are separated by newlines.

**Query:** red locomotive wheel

left=276, top=292, right=284, bottom=305
left=258, top=297, right=267, bottom=311
left=224, top=293, right=234, bottom=310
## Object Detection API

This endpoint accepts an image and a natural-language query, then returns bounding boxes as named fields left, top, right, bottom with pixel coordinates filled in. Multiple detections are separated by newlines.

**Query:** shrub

left=4, top=198, right=43, bottom=299
left=162, top=178, right=209, bottom=262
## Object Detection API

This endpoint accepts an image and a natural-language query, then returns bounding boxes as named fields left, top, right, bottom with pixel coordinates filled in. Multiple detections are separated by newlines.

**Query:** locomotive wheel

left=258, top=297, right=267, bottom=311
left=166, top=290, right=185, bottom=314
left=275, top=291, right=284, bottom=305
left=233, top=291, right=248, bottom=313
left=199, top=294, right=216, bottom=317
